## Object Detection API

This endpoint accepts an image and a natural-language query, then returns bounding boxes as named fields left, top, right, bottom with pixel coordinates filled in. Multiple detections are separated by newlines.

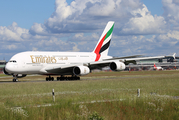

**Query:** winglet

left=173, top=53, right=176, bottom=59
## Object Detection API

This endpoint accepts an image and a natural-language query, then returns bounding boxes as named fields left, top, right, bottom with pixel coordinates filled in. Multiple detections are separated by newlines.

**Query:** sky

left=0, top=0, right=179, bottom=61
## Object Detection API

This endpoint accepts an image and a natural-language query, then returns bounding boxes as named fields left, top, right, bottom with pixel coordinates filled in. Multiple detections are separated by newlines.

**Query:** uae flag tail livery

left=93, top=21, right=114, bottom=61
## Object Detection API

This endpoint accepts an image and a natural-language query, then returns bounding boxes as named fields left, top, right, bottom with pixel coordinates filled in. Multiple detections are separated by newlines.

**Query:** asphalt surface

left=0, top=75, right=162, bottom=83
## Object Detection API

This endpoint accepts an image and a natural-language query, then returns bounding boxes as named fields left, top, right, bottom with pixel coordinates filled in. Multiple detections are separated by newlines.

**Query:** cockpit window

left=9, top=60, right=17, bottom=63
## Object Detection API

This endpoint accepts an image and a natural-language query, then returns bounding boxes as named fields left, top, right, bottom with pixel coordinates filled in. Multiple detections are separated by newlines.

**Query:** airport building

left=126, top=56, right=179, bottom=71
left=0, top=60, right=6, bottom=73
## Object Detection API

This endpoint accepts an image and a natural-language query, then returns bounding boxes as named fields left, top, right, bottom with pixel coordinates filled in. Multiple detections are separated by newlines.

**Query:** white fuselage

left=5, top=51, right=99, bottom=75
left=154, top=66, right=163, bottom=70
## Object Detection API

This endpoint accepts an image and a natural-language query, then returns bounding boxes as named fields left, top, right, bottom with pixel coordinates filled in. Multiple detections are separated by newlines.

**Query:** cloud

left=28, top=0, right=167, bottom=37
left=72, top=44, right=80, bottom=52
left=32, top=47, right=38, bottom=51
left=0, top=22, right=29, bottom=41
left=162, top=0, right=179, bottom=28
left=167, top=30, right=179, bottom=40
left=2, top=0, right=179, bottom=60
left=30, top=0, right=144, bottom=34
left=31, top=37, right=78, bottom=51
left=29, top=23, right=48, bottom=35
left=120, top=4, right=167, bottom=35
left=74, top=33, right=84, bottom=38
left=3, top=44, right=17, bottom=50
left=87, top=0, right=116, bottom=16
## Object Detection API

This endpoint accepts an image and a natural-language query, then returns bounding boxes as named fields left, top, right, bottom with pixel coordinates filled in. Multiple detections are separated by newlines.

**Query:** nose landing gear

left=13, top=75, right=18, bottom=82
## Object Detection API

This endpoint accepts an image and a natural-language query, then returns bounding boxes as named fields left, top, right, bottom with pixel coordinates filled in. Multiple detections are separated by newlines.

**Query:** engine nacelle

left=73, top=66, right=90, bottom=76
left=110, top=61, right=126, bottom=71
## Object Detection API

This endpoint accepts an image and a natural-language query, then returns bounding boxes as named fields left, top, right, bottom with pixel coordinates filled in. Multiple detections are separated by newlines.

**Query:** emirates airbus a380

left=4, top=21, right=166, bottom=82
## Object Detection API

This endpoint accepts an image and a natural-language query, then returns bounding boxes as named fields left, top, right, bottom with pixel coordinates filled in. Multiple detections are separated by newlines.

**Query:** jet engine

left=109, top=61, right=126, bottom=71
left=73, top=66, right=90, bottom=76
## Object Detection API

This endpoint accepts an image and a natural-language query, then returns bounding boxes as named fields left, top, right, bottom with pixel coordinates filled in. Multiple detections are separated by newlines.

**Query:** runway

left=0, top=74, right=167, bottom=84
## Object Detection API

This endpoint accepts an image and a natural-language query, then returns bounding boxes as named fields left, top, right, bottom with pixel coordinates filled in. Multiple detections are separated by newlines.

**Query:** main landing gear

left=46, top=76, right=54, bottom=81
left=46, top=75, right=80, bottom=81
left=57, top=75, right=80, bottom=81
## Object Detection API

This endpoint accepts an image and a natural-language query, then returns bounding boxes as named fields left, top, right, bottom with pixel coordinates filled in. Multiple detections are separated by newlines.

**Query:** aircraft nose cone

left=5, top=63, right=14, bottom=73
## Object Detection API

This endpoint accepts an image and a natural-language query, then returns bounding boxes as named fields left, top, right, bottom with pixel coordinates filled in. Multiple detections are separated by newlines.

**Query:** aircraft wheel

left=13, top=78, right=18, bottom=82
left=60, top=77, right=63, bottom=81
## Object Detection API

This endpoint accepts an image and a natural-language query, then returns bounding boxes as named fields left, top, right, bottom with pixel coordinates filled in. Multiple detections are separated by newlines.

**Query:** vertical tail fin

left=154, top=63, right=157, bottom=69
left=93, top=21, right=115, bottom=61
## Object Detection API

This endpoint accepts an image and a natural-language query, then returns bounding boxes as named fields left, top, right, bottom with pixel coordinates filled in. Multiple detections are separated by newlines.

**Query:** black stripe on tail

left=99, top=40, right=111, bottom=54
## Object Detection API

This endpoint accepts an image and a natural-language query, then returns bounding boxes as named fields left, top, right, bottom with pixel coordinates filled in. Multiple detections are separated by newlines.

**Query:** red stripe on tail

left=94, top=34, right=107, bottom=61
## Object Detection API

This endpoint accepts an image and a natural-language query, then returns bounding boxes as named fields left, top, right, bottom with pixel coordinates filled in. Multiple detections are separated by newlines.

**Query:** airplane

left=3, top=21, right=167, bottom=82
left=154, top=63, right=163, bottom=70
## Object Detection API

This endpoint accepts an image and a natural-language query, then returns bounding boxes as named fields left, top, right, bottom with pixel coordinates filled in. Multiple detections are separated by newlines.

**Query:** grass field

left=0, top=70, right=179, bottom=119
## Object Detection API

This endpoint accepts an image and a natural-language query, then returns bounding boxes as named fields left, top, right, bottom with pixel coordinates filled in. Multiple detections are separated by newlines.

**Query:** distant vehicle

left=154, top=63, right=163, bottom=70
left=4, top=21, right=166, bottom=82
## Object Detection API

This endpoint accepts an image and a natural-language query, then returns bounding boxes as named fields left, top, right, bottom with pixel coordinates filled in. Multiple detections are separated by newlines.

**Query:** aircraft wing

left=89, top=55, right=166, bottom=70
left=45, top=64, right=82, bottom=75
left=103, top=55, right=143, bottom=60
left=45, top=55, right=166, bottom=74
left=123, top=55, right=165, bottom=65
